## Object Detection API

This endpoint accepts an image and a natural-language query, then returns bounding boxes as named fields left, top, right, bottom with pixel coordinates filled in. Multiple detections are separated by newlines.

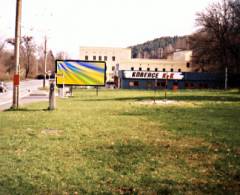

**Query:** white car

left=0, top=81, right=7, bottom=93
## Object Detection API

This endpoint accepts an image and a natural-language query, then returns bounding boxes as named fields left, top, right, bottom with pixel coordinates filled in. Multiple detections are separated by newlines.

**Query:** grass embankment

left=0, top=89, right=240, bottom=194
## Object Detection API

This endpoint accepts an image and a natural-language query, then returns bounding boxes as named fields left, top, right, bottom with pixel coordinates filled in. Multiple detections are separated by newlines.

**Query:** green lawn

left=0, top=89, right=240, bottom=194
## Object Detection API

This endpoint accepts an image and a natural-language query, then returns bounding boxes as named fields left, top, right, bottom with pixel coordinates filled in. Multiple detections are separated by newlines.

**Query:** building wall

left=119, top=71, right=225, bottom=90
left=167, top=50, right=192, bottom=61
left=80, top=47, right=131, bottom=82
left=80, top=47, right=193, bottom=82
left=118, top=58, right=192, bottom=73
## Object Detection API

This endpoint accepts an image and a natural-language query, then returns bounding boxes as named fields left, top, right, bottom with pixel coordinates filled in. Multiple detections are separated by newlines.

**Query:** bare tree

left=7, top=36, right=37, bottom=78
left=47, top=50, right=55, bottom=73
left=190, top=0, right=240, bottom=73
left=21, top=36, right=36, bottom=78
left=55, top=51, right=69, bottom=60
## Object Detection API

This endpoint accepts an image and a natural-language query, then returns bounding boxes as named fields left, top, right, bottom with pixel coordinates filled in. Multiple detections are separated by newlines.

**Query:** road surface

left=0, top=79, right=47, bottom=110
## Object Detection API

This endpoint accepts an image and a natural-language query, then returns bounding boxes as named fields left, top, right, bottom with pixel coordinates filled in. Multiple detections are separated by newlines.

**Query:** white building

left=80, top=47, right=192, bottom=82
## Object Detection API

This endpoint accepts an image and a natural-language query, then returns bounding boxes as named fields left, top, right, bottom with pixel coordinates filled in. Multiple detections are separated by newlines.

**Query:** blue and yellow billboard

left=56, top=60, right=106, bottom=86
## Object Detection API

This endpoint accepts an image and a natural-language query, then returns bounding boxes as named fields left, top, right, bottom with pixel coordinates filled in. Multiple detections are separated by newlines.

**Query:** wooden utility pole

left=12, top=0, right=22, bottom=109
left=43, top=36, right=47, bottom=88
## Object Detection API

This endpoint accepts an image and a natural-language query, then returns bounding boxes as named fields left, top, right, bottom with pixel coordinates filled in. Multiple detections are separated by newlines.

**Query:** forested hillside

left=129, top=36, right=190, bottom=59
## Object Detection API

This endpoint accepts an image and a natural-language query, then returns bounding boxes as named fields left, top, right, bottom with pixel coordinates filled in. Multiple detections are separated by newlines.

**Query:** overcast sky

left=0, top=0, right=216, bottom=58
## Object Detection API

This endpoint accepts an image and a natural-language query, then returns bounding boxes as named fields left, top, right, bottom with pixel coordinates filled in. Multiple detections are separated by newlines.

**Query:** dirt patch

left=41, top=128, right=63, bottom=136
left=137, top=100, right=202, bottom=107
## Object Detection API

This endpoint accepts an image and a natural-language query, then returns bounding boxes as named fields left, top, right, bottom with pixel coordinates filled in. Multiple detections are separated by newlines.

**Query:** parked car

left=0, top=81, right=7, bottom=93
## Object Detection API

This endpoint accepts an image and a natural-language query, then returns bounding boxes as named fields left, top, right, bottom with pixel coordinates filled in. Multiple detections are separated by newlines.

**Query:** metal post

left=154, top=79, right=157, bottom=104
left=62, top=74, right=64, bottom=97
left=164, top=75, right=169, bottom=101
left=225, top=67, right=228, bottom=90
left=96, top=86, right=99, bottom=96
left=48, top=80, right=56, bottom=110
left=43, top=36, right=47, bottom=88
left=12, top=0, right=22, bottom=109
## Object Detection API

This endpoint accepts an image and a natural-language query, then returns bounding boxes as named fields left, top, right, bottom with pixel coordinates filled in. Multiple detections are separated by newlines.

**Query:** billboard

left=56, top=60, right=106, bottom=86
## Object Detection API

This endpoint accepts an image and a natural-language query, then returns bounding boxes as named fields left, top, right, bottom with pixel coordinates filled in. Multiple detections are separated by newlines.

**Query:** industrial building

left=79, top=47, right=226, bottom=89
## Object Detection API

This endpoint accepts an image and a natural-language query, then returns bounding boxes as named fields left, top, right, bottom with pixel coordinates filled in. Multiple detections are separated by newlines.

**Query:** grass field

left=0, top=89, right=240, bottom=194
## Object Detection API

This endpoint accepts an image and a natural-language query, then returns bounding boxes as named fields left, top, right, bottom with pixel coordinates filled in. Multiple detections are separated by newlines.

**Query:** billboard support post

left=96, top=86, right=99, bottom=96
left=62, top=74, right=64, bottom=98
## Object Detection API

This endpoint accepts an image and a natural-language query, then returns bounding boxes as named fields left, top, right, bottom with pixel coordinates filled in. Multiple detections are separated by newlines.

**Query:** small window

left=112, top=66, right=115, bottom=71
left=131, top=67, right=134, bottom=71
left=99, top=56, right=102, bottom=61
left=139, top=67, right=142, bottom=71
left=147, top=68, right=150, bottom=71
left=155, top=68, right=158, bottom=72
left=171, top=68, right=174, bottom=72
left=112, top=56, right=116, bottom=61
left=186, top=62, right=190, bottom=68
left=161, top=82, right=166, bottom=87
left=178, top=69, right=181, bottom=72
left=85, top=56, right=88, bottom=60
left=146, top=81, right=153, bottom=88
left=93, top=56, right=96, bottom=60
left=104, top=56, right=107, bottom=61
left=163, top=68, right=166, bottom=72
left=129, top=81, right=139, bottom=87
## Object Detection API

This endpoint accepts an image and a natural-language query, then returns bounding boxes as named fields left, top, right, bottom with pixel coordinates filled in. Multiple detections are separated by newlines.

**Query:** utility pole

left=43, top=36, right=47, bottom=88
left=12, top=0, right=22, bottom=109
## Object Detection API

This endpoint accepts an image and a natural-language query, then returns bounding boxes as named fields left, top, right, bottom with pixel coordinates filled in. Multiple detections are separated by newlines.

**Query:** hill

left=129, top=36, right=190, bottom=59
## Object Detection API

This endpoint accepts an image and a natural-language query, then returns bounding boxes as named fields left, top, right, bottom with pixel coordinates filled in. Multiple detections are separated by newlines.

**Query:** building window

left=85, top=56, right=88, bottom=60
left=156, top=81, right=161, bottom=87
left=163, top=68, right=166, bottom=72
left=93, top=56, right=96, bottom=60
left=171, top=68, right=174, bottom=72
left=146, top=81, right=153, bottom=89
left=186, top=62, right=190, bottom=68
left=112, top=56, right=116, bottom=61
left=161, top=82, right=166, bottom=87
left=178, top=69, right=181, bottom=72
left=155, top=68, right=158, bottom=72
left=129, top=81, right=139, bottom=87
left=104, top=56, right=107, bottom=61
left=131, top=67, right=134, bottom=71
left=99, top=56, right=102, bottom=61
left=112, top=66, right=115, bottom=71
left=147, top=68, right=150, bottom=71
left=139, top=67, right=142, bottom=71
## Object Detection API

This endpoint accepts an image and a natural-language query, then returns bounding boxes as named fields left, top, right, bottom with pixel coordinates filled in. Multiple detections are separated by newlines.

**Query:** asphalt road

left=0, top=79, right=48, bottom=110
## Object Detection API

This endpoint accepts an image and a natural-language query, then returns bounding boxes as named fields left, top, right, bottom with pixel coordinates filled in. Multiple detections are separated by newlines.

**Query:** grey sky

left=0, top=0, right=217, bottom=57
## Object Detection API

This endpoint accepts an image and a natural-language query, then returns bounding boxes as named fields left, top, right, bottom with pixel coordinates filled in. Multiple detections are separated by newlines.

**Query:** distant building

left=79, top=47, right=131, bottom=82
left=80, top=47, right=192, bottom=82
left=167, top=50, right=192, bottom=61
left=79, top=46, right=229, bottom=89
